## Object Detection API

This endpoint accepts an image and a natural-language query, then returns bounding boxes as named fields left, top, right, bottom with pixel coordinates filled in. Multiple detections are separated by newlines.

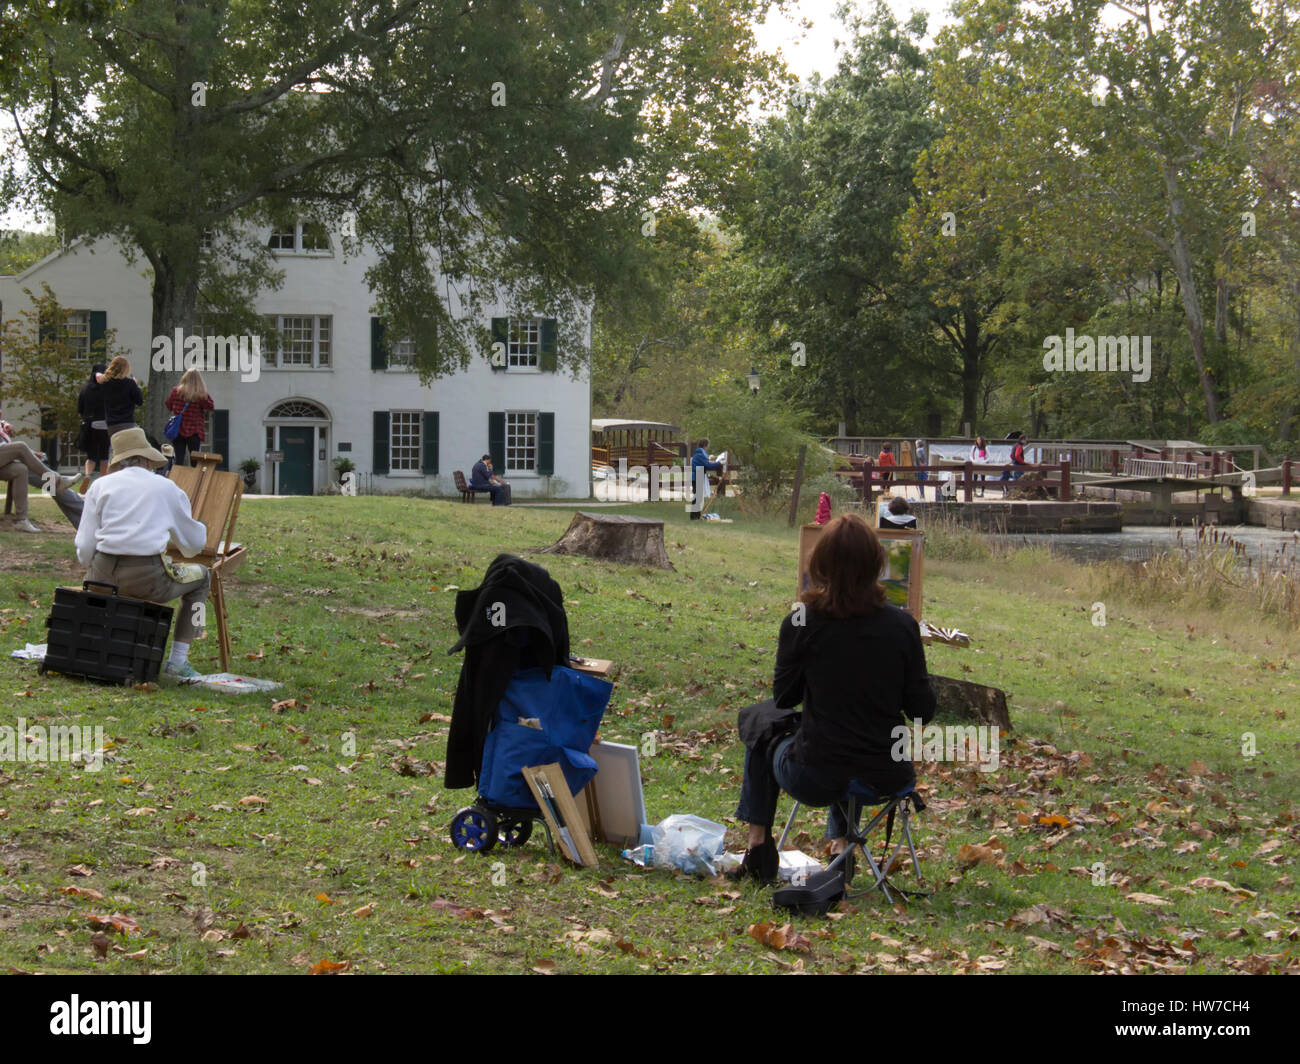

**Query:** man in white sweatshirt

left=75, top=428, right=210, bottom=682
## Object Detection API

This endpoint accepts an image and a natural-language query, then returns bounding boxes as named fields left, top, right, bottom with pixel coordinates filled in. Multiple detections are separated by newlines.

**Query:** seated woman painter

left=732, top=514, right=937, bottom=883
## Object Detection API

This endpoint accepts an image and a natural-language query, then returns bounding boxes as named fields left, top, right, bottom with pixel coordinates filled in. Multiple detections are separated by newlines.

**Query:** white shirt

left=75, top=466, right=207, bottom=566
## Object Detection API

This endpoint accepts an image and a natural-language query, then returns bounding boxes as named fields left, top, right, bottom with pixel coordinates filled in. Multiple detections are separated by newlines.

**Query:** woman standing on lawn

left=97, top=356, right=144, bottom=438
left=731, top=514, right=936, bottom=883
left=76, top=361, right=110, bottom=487
left=164, top=369, right=215, bottom=468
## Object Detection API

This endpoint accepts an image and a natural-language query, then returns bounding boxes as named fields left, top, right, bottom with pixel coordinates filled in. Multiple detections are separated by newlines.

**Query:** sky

left=1, top=0, right=962, bottom=231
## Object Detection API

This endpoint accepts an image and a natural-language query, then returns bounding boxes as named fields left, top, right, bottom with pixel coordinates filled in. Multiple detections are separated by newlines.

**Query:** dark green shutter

left=490, top=317, right=508, bottom=371
left=538, top=412, right=555, bottom=475
left=40, top=409, right=58, bottom=465
left=373, top=411, right=390, bottom=475
left=488, top=411, right=505, bottom=471
left=213, top=410, right=229, bottom=470
left=370, top=317, right=387, bottom=370
left=422, top=411, right=439, bottom=474
left=540, top=318, right=558, bottom=372
left=89, top=311, right=107, bottom=354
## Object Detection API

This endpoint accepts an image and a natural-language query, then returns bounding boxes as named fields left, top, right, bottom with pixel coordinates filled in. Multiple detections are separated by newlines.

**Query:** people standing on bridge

left=1000, top=433, right=1028, bottom=486
left=969, top=436, right=989, bottom=497
left=914, top=439, right=929, bottom=499
left=876, top=443, right=896, bottom=486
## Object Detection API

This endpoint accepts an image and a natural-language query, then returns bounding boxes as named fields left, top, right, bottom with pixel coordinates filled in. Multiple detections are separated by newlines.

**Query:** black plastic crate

left=41, top=580, right=174, bottom=685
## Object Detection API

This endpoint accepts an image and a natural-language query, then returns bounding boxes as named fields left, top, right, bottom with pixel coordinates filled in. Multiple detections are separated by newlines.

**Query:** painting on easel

left=798, top=523, right=924, bottom=620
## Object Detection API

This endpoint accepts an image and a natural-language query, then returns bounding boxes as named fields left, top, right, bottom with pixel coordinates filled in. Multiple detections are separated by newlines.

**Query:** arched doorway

left=265, top=399, right=331, bottom=495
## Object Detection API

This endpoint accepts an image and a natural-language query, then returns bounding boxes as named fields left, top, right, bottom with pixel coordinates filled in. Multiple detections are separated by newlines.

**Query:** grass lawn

left=1, top=495, right=1297, bottom=974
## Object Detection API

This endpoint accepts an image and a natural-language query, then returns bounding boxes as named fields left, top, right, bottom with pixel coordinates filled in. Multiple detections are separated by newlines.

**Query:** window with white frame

left=262, top=315, right=331, bottom=369
left=64, top=311, right=90, bottom=359
left=390, top=338, right=416, bottom=370
left=508, top=318, right=540, bottom=368
left=505, top=411, right=537, bottom=473
left=267, top=220, right=332, bottom=254
left=390, top=411, right=422, bottom=471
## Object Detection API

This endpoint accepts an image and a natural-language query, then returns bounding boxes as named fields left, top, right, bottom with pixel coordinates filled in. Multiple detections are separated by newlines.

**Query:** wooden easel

left=166, top=452, right=247, bottom=671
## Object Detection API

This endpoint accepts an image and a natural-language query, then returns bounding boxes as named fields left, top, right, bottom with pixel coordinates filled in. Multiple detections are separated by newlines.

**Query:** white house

left=0, top=225, right=592, bottom=498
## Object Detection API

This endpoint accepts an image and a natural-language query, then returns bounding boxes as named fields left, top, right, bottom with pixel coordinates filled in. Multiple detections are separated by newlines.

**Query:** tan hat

left=108, top=427, right=166, bottom=470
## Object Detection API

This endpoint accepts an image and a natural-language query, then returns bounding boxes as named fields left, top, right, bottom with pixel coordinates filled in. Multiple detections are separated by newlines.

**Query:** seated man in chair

left=731, top=514, right=936, bottom=883
left=0, top=413, right=80, bottom=532
left=75, top=428, right=211, bottom=682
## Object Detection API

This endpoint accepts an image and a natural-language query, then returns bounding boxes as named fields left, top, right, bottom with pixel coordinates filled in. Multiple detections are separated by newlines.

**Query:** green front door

left=279, top=426, right=314, bottom=495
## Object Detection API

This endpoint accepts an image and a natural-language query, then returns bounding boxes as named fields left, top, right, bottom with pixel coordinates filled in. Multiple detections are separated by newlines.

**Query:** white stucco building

left=0, top=225, right=592, bottom=498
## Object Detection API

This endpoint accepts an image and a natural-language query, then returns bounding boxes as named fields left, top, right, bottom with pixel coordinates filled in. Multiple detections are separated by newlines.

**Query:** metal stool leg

left=777, top=801, right=801, bottom=850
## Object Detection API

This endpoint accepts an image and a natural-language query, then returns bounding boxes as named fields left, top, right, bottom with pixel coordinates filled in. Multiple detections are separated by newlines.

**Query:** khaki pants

left=1, top=461, right=29, bottom=518
left=86, top=553, right=210, bottom=643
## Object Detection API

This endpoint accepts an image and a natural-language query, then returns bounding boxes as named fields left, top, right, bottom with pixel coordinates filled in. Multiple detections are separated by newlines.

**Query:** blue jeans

left=736, top=735, right=916, bottom=838
left=736, top=736, right=852, bottom=837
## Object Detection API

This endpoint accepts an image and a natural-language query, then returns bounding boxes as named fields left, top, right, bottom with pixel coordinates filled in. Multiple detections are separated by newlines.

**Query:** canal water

left=993, top=525, right=1300, bottom=566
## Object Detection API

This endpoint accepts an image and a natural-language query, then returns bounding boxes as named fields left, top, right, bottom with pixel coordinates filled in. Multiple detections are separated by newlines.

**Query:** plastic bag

left=650, top=814, right=727, bottom=876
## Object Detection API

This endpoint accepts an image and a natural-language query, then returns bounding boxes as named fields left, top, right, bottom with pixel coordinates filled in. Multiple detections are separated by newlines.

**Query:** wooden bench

left=453, top=470, right=491, bottom=503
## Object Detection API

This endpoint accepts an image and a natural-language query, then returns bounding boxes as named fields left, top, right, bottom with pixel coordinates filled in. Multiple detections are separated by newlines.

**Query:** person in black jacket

left=97, top=356, right=144, bottom=437
left=732, top=514, right=936, bottom=882
left=445, top=554, right=570, bottom=790
left=76, top=362, right=110, bottom=484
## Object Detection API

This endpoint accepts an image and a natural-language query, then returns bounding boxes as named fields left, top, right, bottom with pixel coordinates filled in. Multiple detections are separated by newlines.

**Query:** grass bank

left=0, top=497, right=1296, bottom=974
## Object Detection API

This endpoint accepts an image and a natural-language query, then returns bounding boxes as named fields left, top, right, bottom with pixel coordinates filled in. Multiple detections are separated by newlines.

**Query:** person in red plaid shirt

left=164, top=369, right=215, bottom=468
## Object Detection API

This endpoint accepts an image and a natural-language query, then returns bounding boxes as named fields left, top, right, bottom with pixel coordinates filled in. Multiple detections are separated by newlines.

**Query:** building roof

left=591, top=419, right=681, bottom=434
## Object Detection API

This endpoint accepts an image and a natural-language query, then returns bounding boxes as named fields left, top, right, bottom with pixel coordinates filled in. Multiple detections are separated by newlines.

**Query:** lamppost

left=746, top=367, right=761, bottom=394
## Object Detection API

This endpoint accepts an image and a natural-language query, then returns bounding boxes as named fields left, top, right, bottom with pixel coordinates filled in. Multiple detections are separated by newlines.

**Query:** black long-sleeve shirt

left=774, top=604, right=936, bottom=782
left=98, top=377, right=143, bottom=426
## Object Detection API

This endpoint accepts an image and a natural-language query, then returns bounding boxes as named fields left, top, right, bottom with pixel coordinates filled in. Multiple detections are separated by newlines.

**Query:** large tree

left=1, top=0, right=781, bottom=435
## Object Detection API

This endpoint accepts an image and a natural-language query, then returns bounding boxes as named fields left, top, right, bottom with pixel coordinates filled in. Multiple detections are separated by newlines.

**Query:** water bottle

left=621, top=844, right=653, bottom=867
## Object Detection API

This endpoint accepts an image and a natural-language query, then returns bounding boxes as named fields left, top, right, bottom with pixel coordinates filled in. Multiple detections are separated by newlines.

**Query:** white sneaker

left=13, top=519, right=41, bottom=533
left=55, top=474, right=79, bottom=494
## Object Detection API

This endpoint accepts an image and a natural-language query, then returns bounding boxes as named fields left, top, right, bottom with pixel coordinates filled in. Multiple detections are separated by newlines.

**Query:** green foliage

left=691, top=387, right=818, bottom=502
left=0, top=228, right=57, bottom=274
left=0, top=283, right=122, bottom=445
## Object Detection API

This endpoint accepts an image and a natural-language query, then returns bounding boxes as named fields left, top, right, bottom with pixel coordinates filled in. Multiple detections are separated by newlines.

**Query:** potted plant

left=239, top=458, right=261, bottom=491
left=332, top=456, right=356, bottom=483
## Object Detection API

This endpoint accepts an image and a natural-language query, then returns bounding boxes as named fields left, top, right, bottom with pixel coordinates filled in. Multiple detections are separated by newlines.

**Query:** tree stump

left=929, top=675, right=1012, bottom=732
left=537, top=512, right=675, bottom=570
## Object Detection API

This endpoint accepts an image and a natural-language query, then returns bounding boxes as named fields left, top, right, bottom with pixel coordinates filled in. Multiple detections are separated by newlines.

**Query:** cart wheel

left=498, top=817, right=533, bottom=848
left=450, top=806, right=498, bottom=852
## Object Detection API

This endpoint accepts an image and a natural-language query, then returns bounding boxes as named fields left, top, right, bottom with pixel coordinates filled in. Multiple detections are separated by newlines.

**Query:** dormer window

left=268, top=220, right=331, bottom=254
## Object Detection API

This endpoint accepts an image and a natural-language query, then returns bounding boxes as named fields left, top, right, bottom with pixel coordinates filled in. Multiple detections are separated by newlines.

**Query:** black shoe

left=729, top=834, right=778, bottom=885
left=773, top=868, right=845, bottom=916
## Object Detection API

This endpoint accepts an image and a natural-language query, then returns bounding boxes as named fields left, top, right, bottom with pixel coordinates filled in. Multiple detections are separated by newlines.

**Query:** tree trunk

left=959, top=305, right=982, bottom=430
left=929, top=674, right=1011, bottom=732
left=1162, top=161, right=1220, bottom=423
left=144, top=251, right=200, bottom=441
left=537, top=511, right=675, bottom=570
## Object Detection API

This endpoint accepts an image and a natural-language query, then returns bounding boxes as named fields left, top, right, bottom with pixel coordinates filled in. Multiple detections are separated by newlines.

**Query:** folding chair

left=775, top=779, right=927, bottom=911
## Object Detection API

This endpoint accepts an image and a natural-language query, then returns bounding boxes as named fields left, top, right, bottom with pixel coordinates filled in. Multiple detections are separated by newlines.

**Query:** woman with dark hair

left=76, top=361, right=110, bottom=487
left=731, top=514, right=936, bottom=882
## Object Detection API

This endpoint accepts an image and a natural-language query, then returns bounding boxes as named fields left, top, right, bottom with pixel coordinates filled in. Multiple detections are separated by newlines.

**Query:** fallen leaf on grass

left=125, top=807, right=157, bottom=817
left=88, top=913, right=139, bottom=935
left=1125, top=893, right=1170, bottom=905
left=65, top=864, right=94, bottom=877
left=1189, top=877, right=1257, bottom=898
left=532, top=959, right=556, bottom=974
left=1037, top=814, right=1071, bottom=828
left=90, top=932, right=112, bottom=959
left=748, top=921, right=811, bottom=953
left=419, top=712, right=452, bottom=723
left=957, top=844, right=1005, bottom=871
left=352, top=904, right=374, bottom=918
left=431, top=898, right=485, bottom=920
left=308, top=958, right=350, bottom=975
left=237, top=795, right=268, bottom=806
left=59, top=886, right=105, bottom=900
left=270, top=698, right=298, bottom=712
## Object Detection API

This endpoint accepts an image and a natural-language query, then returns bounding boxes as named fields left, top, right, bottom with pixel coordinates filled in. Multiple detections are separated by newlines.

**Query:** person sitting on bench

left=878, top=495, right=918, bottom=530
left=731, top=514, right=936, bottom=883
left=75, top=428, right=211, bottom=683
left=0, top=414, right=80, bottom=532
left=470, top=453, right=511, bottom=506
